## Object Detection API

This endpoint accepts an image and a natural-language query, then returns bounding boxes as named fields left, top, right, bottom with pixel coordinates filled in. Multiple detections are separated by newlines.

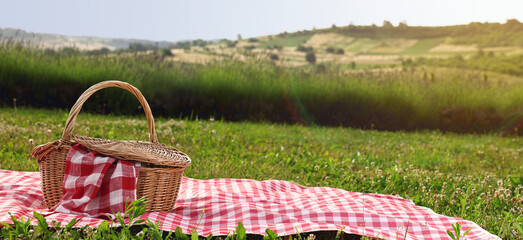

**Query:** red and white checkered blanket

left=52, top=144, right=141, bottom=218
left=0, top=169, right=499, bottom=239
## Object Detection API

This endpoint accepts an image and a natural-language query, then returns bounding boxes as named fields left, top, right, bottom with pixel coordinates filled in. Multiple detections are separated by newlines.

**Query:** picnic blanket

left=0, top=170, right=499, bottom=240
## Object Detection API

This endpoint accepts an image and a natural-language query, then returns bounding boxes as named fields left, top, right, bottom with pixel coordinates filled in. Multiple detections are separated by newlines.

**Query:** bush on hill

left=305, top=52, right=316, bottom=64
left=296, top=45, right=313, bottom=53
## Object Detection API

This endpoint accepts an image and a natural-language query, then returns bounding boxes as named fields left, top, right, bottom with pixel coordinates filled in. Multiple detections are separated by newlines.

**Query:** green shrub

left=296, top=45, right=313, bottom=52
left=244, top=45, right=256, bottom=50
left=161, top=48, right=173, bottom=57
left=305, top=52, right=316, bottom=64
left=227, top=41, right=238, bottom=48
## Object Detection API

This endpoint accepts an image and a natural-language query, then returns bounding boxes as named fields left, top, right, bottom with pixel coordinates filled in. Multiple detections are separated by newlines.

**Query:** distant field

left=429, top=43, right=478, bottom=53
left=3, top=20, right=523, bottom=70
left=258, top=34, right=312, bottom=48
left=5, top=25, right=522, bottom=71
left=400, top=38, right=444, bottom=55
left=345, top=38, right=377, bottom=52
left=303, top=33, right=355, bottom=50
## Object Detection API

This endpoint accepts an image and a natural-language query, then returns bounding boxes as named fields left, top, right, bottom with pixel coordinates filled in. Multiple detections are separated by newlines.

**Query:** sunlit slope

left=2, top=20, right=522, bottom=66
left=165, top=20, right=523, bottom=66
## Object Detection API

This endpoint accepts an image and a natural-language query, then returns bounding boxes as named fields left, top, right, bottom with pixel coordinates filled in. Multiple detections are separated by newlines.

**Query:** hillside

left=1, top=19, right=522, bottom=68
left=0, top=27, right=176, bottom=50
left=163, top=19, right=523, bottom=67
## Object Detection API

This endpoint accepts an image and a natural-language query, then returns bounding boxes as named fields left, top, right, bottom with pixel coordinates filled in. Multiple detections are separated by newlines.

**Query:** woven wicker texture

left=73, top=136, right=190, bottom=168
left=31, top=80, right=190, bottom=211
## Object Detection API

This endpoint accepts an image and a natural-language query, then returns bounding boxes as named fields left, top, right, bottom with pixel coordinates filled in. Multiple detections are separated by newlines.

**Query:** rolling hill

left=2, top=19, right=522, bottom=67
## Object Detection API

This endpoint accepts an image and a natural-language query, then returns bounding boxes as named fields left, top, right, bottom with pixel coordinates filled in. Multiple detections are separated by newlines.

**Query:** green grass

left=259, top=35, right=312, bottom=48
left=1, top=108, right=522, bottom=239
left=346, top=38, right=377, bottom=52
left=3, top=42, right=523, bottom=134
left=406, top=53, right=523, bottom=77
left=400, top=38, right=444, bottom=55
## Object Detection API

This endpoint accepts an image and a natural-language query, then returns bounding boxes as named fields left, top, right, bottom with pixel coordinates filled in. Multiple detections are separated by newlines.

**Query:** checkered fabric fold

left=52, top=144, right=141, bottom=218
left=0, top=170, right=499, bottom=240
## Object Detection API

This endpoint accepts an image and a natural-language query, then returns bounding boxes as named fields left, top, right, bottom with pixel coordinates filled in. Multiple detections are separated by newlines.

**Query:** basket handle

left=61, top=80, right=158, bottom=143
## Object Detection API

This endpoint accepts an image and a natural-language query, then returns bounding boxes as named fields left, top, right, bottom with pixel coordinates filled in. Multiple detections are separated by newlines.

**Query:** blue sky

left=1, top=0, right=522, bottom=42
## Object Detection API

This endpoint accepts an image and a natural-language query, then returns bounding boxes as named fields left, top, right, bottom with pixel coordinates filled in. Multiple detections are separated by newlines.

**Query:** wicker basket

left=31, top=80, right=191, bottom=212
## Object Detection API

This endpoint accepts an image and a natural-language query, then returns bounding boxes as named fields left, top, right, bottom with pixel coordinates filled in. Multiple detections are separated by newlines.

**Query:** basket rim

left=73, top=135, right=191, bottom=168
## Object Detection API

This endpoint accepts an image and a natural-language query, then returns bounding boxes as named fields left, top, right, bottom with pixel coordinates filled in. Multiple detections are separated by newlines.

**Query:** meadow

left=2, top=42, right=523, bottom=134
left=0, top=107, right=522, bottom=238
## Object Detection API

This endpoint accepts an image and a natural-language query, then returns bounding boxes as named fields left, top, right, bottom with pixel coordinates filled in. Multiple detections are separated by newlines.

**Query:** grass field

left=400, top=38, right=444, bottom=55
left=1, top=108, right=522, bottom=239
left=3, top=42, right=523, bottom=134
left=259, top=35, right=313, bottom=48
